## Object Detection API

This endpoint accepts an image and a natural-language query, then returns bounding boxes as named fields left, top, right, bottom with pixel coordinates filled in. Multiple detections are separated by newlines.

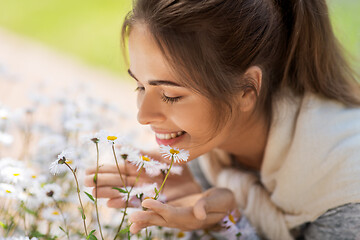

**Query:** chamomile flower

left=0, top=157, right=24, bottom=169
left=159, top=145, right=189, bottom=163
left=0, top=131, right=13, bottom=146
left=128, top=155, right=161, bottom=172
left=0, top=108, right=9, bottom=118
left=143, top=162, right=182, bottom=177
left=49, top=148, right=80, bottom=175
left=212, top=210, right=242, bottom=239
left=117, top=145, right=140, bottom=162
left=41, top=206, right=64, bottom=222
left=0, top=166, right=27, bottom=184
left=97, top=130, right=123, bottom=145
left=22, top=186, right=43, bottom=209
left=121, top=183, right=166, bottom=206
left=64, top=117, right=93, bottom=132
left=0, top=183, right=19, bottom=199
left=40, top=183, right=63, bottom=204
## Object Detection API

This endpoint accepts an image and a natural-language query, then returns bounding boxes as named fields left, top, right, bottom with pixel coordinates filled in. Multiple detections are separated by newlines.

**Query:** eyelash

left=135, top=87, right=182, bottom=104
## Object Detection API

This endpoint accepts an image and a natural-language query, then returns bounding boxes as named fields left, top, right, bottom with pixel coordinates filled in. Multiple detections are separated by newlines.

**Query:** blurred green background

left=0, top=0, right=359, bottom=78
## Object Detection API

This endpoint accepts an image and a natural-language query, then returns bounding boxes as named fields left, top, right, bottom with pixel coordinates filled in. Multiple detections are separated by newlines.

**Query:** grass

left=0, top=0, right=358, bottom=76
left=0, top=0, right=132, bottom=76
left=328, top=0, right=360, bottom=72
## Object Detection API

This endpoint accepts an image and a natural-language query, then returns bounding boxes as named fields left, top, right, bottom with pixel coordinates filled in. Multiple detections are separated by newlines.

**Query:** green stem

left=111, top=145, right=127, bottom=190
left=94, top=142, right=105, bottom=240
left=154, top=155, right=174, bottom=200
left=64, top=162, right=88, bottom=236
left=114, top=165, right=144, bottom=240
left=51, top=197, right=70, bottom=240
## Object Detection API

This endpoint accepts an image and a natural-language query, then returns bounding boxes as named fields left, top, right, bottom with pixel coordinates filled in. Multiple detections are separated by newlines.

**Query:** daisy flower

left=22, top=186, right=43, bottom=210
left=40, top=183, right=63, bottom=204
left=97, top=130, right=123, bottom=145
left=117, top=145, right=140, bottom=162
left=0, top=183, right=19, bottom=200
left=0, top=107, right=10, bottom=120
left=120, top=183, right=166, bottom=206
left=128, top=155, right=161, bottom=172
left=0, top=132, right=13, bottom=146
left=159, top=145, right=189, bottom=163
left=64, top=117, right=93, bottom=132
left=0, top=166, right=27, bottom=185
left=49, top=148, right=80, bottom=175
left=0, top=157, right=24, bottom=169
left=144, top=162, right=183, bottom=177
left=41, top=206, right=64, bottom=222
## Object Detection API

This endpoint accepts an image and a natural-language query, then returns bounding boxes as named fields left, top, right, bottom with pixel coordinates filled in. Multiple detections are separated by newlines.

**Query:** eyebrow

left=128, top=69, right=183, bottom=87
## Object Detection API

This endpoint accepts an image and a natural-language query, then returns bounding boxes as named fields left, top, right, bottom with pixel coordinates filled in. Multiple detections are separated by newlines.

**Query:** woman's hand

left=129, top=187, right=239, bottom=233
left=84, top=151, right=202, bottom=207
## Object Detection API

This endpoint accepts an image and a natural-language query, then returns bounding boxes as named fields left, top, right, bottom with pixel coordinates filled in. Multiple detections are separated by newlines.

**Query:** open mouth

left=155, top=131, right=186, bottom=140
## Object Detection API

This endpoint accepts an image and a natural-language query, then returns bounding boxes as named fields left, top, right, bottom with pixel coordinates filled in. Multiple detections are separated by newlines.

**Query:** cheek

left=171, top=102, right=214, bottom=138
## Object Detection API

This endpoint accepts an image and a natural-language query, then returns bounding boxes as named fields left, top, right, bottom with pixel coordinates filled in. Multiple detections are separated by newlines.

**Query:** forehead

left=128, top=24, right=174, bottom=80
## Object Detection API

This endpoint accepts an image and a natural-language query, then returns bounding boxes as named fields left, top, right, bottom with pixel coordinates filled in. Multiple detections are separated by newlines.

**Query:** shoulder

left=298, top=203, right=360, bottom=240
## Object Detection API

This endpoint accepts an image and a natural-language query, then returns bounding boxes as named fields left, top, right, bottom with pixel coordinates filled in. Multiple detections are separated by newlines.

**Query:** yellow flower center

left=65, top=160, right=73, bottom=164
left=170, top=149, right=179, bottom=155
left=142, top=156, right=150, bottom=162
left=107, top=136, right=117, bottom=141
left=32, top=175, right=37, bottom=179
left=13, top=173, right=20, bottom=177
left=177, top=232, right=185, bottom=238
left=228, top=214, right=236, bottom=224
left=52, top=211, right=60, bottom=215
left=5, top=190, right=11, bottom=193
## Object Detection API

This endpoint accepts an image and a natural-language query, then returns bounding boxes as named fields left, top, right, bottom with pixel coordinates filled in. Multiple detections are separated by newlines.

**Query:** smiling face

left=128, top=24, right=261, bottom=161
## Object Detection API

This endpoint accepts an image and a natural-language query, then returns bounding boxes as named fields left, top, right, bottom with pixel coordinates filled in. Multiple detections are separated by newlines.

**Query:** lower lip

left=155, top=133, right=186, bottom=146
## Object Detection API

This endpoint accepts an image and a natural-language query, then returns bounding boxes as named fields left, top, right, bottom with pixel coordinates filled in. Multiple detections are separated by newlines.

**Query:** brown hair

left=121, top=0, right=360, bottom=126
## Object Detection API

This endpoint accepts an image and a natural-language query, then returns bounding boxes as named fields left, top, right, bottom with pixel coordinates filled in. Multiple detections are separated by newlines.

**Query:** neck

left=219, top=112, right=269, bottom=171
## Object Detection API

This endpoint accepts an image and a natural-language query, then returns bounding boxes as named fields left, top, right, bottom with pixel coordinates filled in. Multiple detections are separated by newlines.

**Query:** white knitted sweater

left=198, top=92, right=360, bottom=239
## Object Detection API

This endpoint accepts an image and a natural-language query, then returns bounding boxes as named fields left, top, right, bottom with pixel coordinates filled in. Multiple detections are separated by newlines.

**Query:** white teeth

left=156, top=131, right=185, bottom=140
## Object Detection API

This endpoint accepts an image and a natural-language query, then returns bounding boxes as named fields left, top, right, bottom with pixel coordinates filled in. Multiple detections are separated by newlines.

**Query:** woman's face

left=128, top=24, right=246, bottom=161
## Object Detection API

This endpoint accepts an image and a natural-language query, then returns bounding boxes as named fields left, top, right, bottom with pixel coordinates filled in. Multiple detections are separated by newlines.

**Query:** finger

left=84, top=173, right=124, bottom=187
left=92, top=186, right=122, bottom=199
left=193, top=199, right=207, bottom=220
left=106, top=197, right=140, bottom=208
left=199, top=188, right=236, bottom=215
left=141, top=199, right=171, bottom=217
left=85, top=164, right=138, bottom=175
left=129, top=210, right=167, bottom=233
left=129, top=223, right=147, bottom=234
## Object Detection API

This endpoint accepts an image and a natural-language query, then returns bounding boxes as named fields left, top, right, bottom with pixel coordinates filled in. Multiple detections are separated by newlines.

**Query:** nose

left=137, top=92, right=166, bottom=125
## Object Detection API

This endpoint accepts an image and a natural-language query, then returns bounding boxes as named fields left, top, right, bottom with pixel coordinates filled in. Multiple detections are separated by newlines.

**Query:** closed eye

left=161, top=94, right=182, bottom=104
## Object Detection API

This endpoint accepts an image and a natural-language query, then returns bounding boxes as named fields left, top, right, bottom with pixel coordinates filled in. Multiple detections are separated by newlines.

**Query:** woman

left=85, top=0, right=360, bottom=238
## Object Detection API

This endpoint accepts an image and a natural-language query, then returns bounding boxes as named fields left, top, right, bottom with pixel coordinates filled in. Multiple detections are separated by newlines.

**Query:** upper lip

left=151, top=127, right=184, bottom=134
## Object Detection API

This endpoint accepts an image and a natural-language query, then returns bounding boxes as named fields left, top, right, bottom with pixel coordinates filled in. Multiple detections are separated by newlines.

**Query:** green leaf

left=79, top=207, right=86, bottom=220
left=154, top=187, right=158, bottom=194
left=93, top=173, right=97, bottom=183
left=29, top=230, right=46, bottom=237
left=86, top=229, right=98, bottom=240
left=0, top=221, right=6, bottom=229
left=84, top=191, right=95, bottom=202
left=20, top=203, right=37, bottom=216
left=118, top=224, right=130, bottom=236
left=59, top=226, right=66, bottom=233
left=112, top=187, right=128, bottom=193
